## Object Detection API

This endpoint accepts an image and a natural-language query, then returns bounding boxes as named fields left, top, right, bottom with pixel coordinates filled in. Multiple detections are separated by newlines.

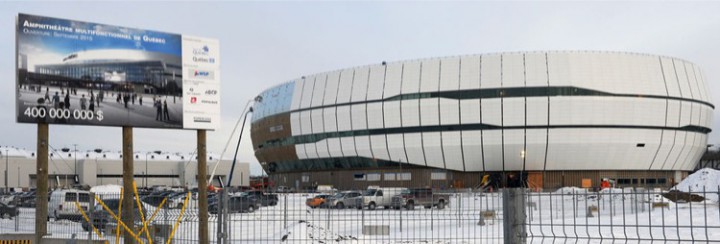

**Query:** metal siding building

left=0, top=147, right=250, bottom=190
left=251, top=51, right=714, bottom=189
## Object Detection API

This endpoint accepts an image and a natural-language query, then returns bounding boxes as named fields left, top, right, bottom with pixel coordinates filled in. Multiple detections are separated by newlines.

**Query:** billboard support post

left=35, top=123, right=49, bottom=243
left=122, top=126, right=134, bottom=244
left=197, top=129, right=209, bottom=244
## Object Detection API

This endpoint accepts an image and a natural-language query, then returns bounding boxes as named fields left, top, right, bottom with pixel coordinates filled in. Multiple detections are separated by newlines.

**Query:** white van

left=49, top=189, right=91, bottom=220
left=359, top=187, right=407, bottom=210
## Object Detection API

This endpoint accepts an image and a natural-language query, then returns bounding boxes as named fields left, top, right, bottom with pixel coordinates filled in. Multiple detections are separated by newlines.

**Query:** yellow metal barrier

left=137, top=197, right=167, bottom=239
left=115, top=188, right=123, bottom=244
left=93, top=194, right=143, bottom=243
left=75, top=201, right=104, bottom=240
left=132, top=181, right=152, bottom=244
left=166, top=192, right=191, bottom=244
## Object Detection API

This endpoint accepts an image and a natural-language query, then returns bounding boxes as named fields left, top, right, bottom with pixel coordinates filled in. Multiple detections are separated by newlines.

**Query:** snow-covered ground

left=2, top=169, right=720, bottom=243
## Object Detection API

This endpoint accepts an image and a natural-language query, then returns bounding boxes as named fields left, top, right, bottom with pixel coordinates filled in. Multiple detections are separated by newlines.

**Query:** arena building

left=250, top=51, right=714, bottom=190
left=30, top=49, right=183, bottom=95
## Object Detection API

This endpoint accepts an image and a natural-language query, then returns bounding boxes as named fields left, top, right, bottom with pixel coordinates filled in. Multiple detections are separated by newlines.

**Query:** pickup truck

left=391, top=188, right=450, bottom=210
left=242, top=190, right=279, bottom=206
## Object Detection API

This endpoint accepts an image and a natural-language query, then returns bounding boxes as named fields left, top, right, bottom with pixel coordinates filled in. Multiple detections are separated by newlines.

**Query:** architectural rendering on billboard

left=15, top=13, right=220, bottom=130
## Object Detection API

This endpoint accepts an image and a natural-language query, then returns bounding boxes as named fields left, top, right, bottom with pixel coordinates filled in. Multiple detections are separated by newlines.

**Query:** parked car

left=81, top=199, right=146, bottom=232
left=167, top=193, right=192, bottom=209
left=306, top=194, right=332, bottom=208
left=141, top=191, right=175, bottom=207
left=276, top=186, right=295, bottom=193
left=243, top=190, right=278, bottom=206
left=209, top=195, right=257, bottom=214
left=0, top=202, right=19, bottom=219
left=324, top=191, right=362, bottom=209
left=391, top=188, right=450, bottom=210
left=18, top=191, right=36, bottom=208
left=49, top=189, right=91, bottom=220
left=357, top=187, right=407, bottom=210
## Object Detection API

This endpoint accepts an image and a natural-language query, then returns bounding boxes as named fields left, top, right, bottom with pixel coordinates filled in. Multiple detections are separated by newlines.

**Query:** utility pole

left=121, top=127, right=134, bottom=244
left=197, top=130, right=209, bottom=244
left=36, top=123, right=49, bottom=243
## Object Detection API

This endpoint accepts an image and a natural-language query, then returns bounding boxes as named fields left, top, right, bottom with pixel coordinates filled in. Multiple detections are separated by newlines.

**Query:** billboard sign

left=16, top=13, right=220, bottom=130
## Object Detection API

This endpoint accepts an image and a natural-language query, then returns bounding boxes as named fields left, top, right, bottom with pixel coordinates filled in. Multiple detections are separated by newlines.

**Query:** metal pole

left=73, top=144, right=77, bottom=182
left=88, top=193, right=94, bottom=242
left=5, top=149, right=8, bottom=192
left=197, top=129, right=210, bottom=244
left=122, top=126, right=134, bottom=244
left=35, top=123, right=49, bottom=243
left=502, top=188, right=527, bottom=244
left=216, top=189, right=224, bottom=244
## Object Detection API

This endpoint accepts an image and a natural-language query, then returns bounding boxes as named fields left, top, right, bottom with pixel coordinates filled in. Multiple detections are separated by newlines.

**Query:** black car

left=209, top=195, right=257, bottom=214
left=243, top=191, right=278, bottom=206
left=141, top=191, right=174, bottom=207
left=0, top=202, right=19, bottom=219
left=81, top=199, right=147, bottom=232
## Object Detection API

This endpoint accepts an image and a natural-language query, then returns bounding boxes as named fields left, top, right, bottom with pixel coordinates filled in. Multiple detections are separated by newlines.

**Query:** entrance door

left=527, top=172, right=543, bottom=191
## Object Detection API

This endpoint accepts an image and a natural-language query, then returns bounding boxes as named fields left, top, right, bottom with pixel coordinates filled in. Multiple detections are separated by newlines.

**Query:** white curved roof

left=57, top=49, right=180, bottom=66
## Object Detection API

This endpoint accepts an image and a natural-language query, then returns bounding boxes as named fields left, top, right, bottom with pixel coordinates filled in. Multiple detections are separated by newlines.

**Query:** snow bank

left=674, top=168, right=720, bottom=202
left=90, top=184, right=122, bottom=195
left=555, top=187, right=588, bottom=194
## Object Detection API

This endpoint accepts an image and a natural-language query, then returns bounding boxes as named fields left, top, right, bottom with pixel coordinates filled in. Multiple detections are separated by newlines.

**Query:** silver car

left=325, top=191, right=362, bottom=209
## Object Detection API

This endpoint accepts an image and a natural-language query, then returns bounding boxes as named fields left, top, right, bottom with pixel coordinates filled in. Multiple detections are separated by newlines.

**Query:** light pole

left=4, top=149, right=8, bottom=192
left=73, top=144, right=78, bottom=184
left=145, top=153, right=150, bottom=188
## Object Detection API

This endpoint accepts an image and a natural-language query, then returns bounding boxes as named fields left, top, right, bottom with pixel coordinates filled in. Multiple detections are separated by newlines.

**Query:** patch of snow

left=674, top=168, right=720, bottom=202
left=90, top=184, right=122, bottom=194
left=554, top=187, right=588, bottom=194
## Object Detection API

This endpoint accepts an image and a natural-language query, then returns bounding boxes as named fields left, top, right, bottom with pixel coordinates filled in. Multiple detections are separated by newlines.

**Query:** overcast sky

left=1, top=1, right=718, bottom=175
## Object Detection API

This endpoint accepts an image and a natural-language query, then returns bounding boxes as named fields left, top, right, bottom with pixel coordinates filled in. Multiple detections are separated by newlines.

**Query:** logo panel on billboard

left=15, top=14, right=220, bottom=130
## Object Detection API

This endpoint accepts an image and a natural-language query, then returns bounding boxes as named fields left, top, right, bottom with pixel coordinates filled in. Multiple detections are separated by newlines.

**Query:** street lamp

left=4, top=149, right=8, bottom=192
left=73, top=144, right=78, bottom=184
left=145, top=152, right=151, bottom=188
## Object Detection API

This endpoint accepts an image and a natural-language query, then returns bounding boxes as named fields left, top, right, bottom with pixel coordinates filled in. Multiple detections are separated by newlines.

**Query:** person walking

left=52, top=92, right=60, bottom=108
left=89, top=94, right=95, bottom=112
left=155, top=100, right=162, bottom=121
left=163, top=100, right=170, bottom=121
left=44, top=90, right=50, bottom=104
left=80, top=94, right=87, bottom=110
left=64, top=93, right=70, bottom=109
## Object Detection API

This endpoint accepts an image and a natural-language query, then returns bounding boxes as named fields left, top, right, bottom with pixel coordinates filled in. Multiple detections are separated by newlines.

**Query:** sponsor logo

left=205, top=89, right=218, bottom=96
left=192, top=56, right=216, bottom=64
left=193, top=45, right=210, bottom=56
left=201, top=99, right=218, bottom=105
left=188, top=69, right=215, bottom=80
left=192, top=45, right=216, bottom=64
left=193, top=116, right=212, bottom=123
left=190, top=97, right=197, bottom=104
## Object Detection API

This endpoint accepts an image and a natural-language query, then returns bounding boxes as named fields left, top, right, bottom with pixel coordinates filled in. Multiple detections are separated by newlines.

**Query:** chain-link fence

left=1, top=186, right=719, bottom=243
